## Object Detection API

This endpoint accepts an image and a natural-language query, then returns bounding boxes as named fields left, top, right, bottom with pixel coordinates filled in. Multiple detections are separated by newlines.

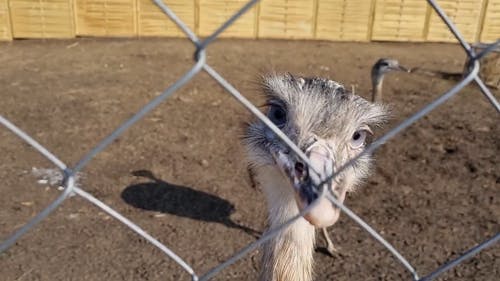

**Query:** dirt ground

left=0, top=38, right=498, bottom=281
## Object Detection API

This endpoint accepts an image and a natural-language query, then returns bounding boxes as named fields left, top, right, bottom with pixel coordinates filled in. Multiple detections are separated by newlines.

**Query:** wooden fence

left=0, top=0, right=498, bottom=42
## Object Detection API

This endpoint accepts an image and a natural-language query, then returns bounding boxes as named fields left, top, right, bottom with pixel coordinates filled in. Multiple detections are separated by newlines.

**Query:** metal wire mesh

left=1, top=0, right=499, bottom=280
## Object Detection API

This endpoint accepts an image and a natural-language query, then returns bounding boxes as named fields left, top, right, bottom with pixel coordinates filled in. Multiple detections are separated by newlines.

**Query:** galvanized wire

left=1, top=0, right=499, bottom=280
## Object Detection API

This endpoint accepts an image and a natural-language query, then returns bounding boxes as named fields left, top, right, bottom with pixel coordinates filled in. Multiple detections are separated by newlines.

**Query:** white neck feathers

left=256, top=167, right=316, bottom=281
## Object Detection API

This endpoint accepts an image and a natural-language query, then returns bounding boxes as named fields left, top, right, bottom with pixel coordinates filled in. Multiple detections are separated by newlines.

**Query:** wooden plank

left=198, top=0, right=256, bottom=38
left=372, top=0, right=428, bottom=41
left=316, top=0, right=373, bottom=41
left=258, top=0, right=314, bottom=39
left=75, top=0, right=136, bottom=37
left=9, top=0, right=74, bottom=38
left=137, top=0, right=195, bottom=37
left=427, top=0, right=485, bottom=42
left=480, top=0, right=500, bottom=42
left=0, top=0, right=12, bottom=40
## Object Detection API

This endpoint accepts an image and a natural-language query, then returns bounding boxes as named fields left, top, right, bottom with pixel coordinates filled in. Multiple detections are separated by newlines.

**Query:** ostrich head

left=371, top=58, right=409, bottom=103
left=371, top=58, right=408, bottom=82
left=245, top=73, right=389, bottom=228
left=244, top=73, right=389, bottom=281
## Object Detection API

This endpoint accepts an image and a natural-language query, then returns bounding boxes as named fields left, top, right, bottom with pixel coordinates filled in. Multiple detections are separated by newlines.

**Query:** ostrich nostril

left=294, top=162, right=308, bottom=181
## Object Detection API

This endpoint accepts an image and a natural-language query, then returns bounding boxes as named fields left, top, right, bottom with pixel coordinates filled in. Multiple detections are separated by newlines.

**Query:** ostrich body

left=371, top=58, right=409, bottom=103
left=245, top=74, right=388, bottom=281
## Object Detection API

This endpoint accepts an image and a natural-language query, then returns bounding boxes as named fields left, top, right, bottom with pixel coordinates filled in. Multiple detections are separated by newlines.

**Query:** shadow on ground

left=121, top=170, right=260, bottom=237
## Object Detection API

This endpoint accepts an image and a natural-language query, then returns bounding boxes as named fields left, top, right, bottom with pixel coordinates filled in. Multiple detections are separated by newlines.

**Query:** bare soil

left=0, top=38, right=498, bottom=281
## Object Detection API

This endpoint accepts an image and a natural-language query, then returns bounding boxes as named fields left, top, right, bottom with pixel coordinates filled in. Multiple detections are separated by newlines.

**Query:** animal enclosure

left=0, top=0, right=499, bottom=281
left=0, top=0, right=500, bottom=42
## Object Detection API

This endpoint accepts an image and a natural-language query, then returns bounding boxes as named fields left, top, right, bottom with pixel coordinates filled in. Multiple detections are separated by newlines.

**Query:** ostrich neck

left=256, top=167, right=316, bottom=281
left=372, top=74, right=384, bottom=103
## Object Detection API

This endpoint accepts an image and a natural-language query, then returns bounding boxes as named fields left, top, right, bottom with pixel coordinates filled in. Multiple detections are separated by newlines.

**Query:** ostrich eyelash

left=364, top=127, right=374, bottom=135
left=358, top=125, right=373, bottom=135
left=263, top=100, right=285, bottom=107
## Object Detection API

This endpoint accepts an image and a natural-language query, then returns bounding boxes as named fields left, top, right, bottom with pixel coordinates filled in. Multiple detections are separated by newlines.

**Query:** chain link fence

left=1, top=0, right=499, bottom=280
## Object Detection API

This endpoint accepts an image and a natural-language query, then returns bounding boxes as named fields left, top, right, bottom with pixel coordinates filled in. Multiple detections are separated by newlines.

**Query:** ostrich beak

left=272, top=141, right=346, bottom=228
left=392, top=64, right=410, bottom=73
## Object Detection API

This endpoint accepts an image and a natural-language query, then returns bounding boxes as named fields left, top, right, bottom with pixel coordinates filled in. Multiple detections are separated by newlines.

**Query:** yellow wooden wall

left=137, top=0, right=194, bottom=36
left=258, top=0, right=315, bottom=39
left=481, top=0, right=500, bottom=42
left=0, top=0, right=498, bottom=42
left=75, top=0, right=136, bottom=36
left=316, top=0, right=374, bottom=41
left=372, top=0, right=429, bottom=41
left=8, top=0, right=74, bottom=38
left=426, top=0, right=486, bottom=42
left=198, top=0, right=256, bottom=37
left=0, top=0, right=11, bottom=40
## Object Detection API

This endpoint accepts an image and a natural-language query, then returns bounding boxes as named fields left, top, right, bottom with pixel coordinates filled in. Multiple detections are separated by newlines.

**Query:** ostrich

left=371, top=58, right=409, bottom=103
left=244, top=73, right=388, bottom=281
left=318, top=58, right=409, bottom=255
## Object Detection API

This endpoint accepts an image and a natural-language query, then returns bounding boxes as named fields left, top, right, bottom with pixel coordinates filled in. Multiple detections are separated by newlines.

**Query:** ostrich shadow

left=121, top=170, right=260, bottom=238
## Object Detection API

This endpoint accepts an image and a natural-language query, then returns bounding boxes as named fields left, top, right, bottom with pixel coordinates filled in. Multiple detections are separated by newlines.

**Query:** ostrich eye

left=350, top=130, right=368, bottom=148
left=268, top=104, right=287, bottom=128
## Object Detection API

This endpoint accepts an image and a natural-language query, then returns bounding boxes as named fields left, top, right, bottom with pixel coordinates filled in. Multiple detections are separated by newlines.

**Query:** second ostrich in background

left=244, top=74, right=389, bottom=281
left=371, top=58, right=410, bottom=103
